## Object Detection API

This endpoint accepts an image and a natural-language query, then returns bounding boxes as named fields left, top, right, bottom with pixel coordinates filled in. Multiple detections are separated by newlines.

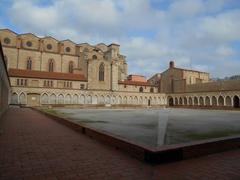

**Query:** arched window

left=26, top=57, right=32, bottom=70
left=150, top=87, right=154, bottom=93
left=139, top=87, right=143, bottom=92
left=99, top=63, right=104, bottom=81
left=92, top=55, right=97, bottom=60
left=69, top=61, right=74, bottom=73
left=48, top=59, right=54, bottom=72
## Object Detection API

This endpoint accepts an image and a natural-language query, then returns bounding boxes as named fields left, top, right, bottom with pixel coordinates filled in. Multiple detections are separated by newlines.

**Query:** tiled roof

left=173, top=67, right=209, bottom=74
left=118, top=80, right=157, bottom=87
left=8, top=68, right=87, bottom=81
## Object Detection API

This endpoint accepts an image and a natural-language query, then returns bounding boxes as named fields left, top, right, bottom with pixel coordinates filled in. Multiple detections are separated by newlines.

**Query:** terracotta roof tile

left=9, top=68, right=87, bottom=81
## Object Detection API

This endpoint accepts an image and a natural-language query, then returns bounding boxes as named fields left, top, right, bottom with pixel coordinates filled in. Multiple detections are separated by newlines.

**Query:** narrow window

left=26, top=58, right=32, bottom=70
left=69, top=61, right=74, bottom=73
left=99, top=63, right=104, bottom=81
left=48, top=59, right=54, bottom=72
left=139, top=87, right=143, bottom=92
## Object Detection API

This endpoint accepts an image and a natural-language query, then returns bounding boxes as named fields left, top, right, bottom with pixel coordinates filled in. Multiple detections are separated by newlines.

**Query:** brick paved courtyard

left=0, top=107, right=239, bottom=180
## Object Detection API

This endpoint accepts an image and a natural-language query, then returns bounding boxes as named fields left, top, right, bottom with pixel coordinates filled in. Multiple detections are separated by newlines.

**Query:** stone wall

left=0, top=29, right=128, bottom=92
left=0, top=42, right=10, bottom=117
left=186, top=79, right=240, bottom=93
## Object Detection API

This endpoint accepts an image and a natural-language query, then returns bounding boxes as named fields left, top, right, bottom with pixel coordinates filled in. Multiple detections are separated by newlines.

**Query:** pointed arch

left=65, top=94, right=71, bottom=104
left=175, top=97, right=178, bottom=105
left=189, top=97, right=193, bottom=106
left=58, top=94, right=64, bottom=104
left=111, top=96, right=117, bottom=104
left=233, top=96, right=239, bottom=108
left=179, top=97, right=183, bottom=105
left=144, top=97, right=148, bottom=105
left=123, top=96, right=127, bottom=104
left=139, top=96, right=143, bottom=104
left=86, top=95, right=92, bottom=104
left=80, top=94, right=85, bottom=104
left=153, top=97, right=157, bottom=105
left=218, top=96, right=224, bottom=106
left=129, top=96, right=133, bottom=104
left=73, top=94, right=78, bottom=104
left=168, top=96, right=174, bottom=106
left=50, top=94, right=57, bottom=104
left=99, top=95, right=105, bottom=104
left=19, top=93, right=26, bottom=105
left=11, top=92, right=18, bottom=104
left=194, top=97, right=198, bottom=106
left=225, top=96, right=232, bottom=107
left=212, top=96, right=217, bottom=106
left=134, top=96, right=138, bottom=104
left=92, top=95, right=98, bottom=104
left=99, top=63, right=104, bottom=81
left=41, top=93, right=49, bottom=104
left=118, top=96, right=123, bottom=104
left=105, top=95, right=110, bottom=104
left=184, top=97, right=187, bottom=105
left=205, top=96, right=210, bottom=106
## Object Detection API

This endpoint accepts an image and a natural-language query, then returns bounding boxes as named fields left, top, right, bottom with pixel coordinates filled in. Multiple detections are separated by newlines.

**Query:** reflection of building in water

left=0, top=28, right=240, bottom=108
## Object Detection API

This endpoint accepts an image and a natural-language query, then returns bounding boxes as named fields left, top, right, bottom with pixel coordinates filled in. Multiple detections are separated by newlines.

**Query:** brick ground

left=0, top=107, right=240, bottom=180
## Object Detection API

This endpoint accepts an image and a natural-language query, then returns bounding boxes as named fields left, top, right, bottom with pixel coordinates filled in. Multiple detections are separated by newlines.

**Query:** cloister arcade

left=168, top=94, right=240, bottom=108
left=10, top=92, right=167, bottom=106
left=11, top=91, right=240, bottom=108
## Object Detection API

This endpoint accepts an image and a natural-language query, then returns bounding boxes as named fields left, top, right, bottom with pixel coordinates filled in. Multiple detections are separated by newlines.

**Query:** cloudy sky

left=0, top=0, right=240, bottom=78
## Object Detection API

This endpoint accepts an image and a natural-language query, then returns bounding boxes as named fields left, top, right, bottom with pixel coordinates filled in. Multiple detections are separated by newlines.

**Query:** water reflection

left=53, top=108, right=240, bottom=147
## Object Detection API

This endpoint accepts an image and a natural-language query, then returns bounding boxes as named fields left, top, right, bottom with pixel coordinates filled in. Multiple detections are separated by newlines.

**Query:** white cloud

left=216, top=46, right=235, bottom=56
left=200, top=9, right=240, bottom=42
left=3, top=0, right=240, bottom=78
left=169, top=0, right=204, bottom=18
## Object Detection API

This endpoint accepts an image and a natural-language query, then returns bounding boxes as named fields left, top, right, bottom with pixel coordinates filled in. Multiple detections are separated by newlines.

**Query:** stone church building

left=0, top=29, right=239, bottom=108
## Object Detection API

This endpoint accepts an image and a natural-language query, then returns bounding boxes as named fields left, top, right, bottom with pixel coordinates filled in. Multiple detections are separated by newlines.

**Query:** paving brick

left=0, top=107, right=240, bottom=179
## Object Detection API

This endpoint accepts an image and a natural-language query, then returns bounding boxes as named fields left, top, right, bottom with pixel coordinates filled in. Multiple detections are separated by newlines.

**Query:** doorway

left=233, top=96, right=239, bottom=108
left=168, top=97, right=174, bottom=106
left=148, top=99, right=151, bottom=106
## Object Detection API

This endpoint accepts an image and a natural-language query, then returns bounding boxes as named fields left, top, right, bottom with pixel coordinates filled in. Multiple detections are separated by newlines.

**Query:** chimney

left=169, top=61, right=175, bottom=68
